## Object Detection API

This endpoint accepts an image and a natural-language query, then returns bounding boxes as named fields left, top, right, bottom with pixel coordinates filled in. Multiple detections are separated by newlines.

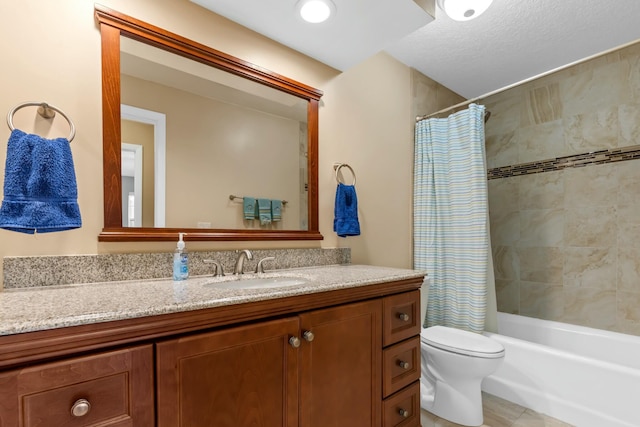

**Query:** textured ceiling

left=192, top=0, right=640, bottom=99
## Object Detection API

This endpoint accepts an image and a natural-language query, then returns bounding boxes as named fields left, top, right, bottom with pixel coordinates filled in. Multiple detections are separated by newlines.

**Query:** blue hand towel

left=257, top=198, right=272, bottom=225
left=243, top=197, right=256, bottom=220
left=0, top=129, right=81, bottom=234
left=333, top=183, right=360, bottom=237
left=271, top=199, right=282, bottom=222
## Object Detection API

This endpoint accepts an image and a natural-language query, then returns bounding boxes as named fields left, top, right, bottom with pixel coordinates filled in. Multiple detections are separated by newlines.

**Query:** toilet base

left=422, top=378, right=483, bottom=426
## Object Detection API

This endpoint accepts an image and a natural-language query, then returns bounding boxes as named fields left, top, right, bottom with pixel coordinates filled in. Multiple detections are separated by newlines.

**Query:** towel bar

left=229, top=195, right=288, bottom=205
left=6, top=102, right=76, bottom=142
left=333, top=163, right=356, bottom=186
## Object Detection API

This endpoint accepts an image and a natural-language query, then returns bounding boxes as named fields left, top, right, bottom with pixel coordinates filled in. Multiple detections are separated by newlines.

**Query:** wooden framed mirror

left=95, top=5, right=323, bottom=242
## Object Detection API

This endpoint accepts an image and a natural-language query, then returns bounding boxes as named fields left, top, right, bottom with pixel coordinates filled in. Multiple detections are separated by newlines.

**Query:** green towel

left=257, top=198, right=271, bottom=225
left=271, top=199, right=282, bottom=221
left=243, top=197, right=256, bottom=220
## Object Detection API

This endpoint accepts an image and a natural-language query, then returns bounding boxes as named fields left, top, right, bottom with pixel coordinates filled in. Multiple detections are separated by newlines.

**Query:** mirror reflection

left=120, top=37, right=309, bottom=230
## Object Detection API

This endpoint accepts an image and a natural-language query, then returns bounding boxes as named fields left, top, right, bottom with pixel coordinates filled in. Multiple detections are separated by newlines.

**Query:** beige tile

left=482, top=392, right=527, bottom=426
left=517, top=121, right=565, bottom=164
left=493, top=246, right=519, bottom=280
left=511, top=409, right=574, bottom=427
left=563, top=287, right=617, bottom=329
left=563, top=247, right=616, bottom=289
left=518, top=170, right=563, bottom=210
left=519, top=209, right=564, bottom=248
left=564, top=206, right=617, bottom=247
left=618, top=104, right=640, bottom=145
left=495, top=279, right=519, bottom=314
left=523, top=83, right=563, bottom=126
left=485, top=89, right=523, bottom=137
left=626, top=52, right=640, bottom=102
left=561, top=62, right=629, bottom=117
left=617, top=161, right=640, bottom=206
left=617, top=246, right=640, bottom=293
left=520, top=282, right=564, bottom=320
left=486, top=131, right=518, bottom=169
left=489, top=176, right=520, bottom=212
left=490, top=211, right=520, bottom=246
left=563, top=106, right=618, bottom=153
left=618, top=291, right=640, bottom=323
left=617, top=204, right=640, bottom=249
left=563, top=163, right=617, bottom=207
left=613, top=292, right=640, bottom=336
left=518, top=247, right=563, bottom=284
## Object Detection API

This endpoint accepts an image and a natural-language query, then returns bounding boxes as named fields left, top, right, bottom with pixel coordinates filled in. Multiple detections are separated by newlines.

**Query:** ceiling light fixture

left=297, top=0, right=336, bottom=24
left=437, top=0, right=493, bottom=21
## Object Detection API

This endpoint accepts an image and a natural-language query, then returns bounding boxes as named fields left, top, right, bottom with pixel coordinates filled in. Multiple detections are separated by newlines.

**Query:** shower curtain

left=414, top=103, right=490, bottom=334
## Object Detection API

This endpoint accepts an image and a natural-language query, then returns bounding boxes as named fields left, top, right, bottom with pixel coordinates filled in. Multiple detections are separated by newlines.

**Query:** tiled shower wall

left=484, top=41, right=640, bottom=336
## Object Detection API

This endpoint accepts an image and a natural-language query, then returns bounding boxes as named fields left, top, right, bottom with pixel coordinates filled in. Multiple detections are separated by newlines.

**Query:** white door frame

left=121, top=104, right=167, bottom=227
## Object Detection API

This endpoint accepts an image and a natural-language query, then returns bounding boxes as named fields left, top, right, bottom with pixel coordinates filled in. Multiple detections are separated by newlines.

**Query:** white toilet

left=419, top=283, right=505, bottom=426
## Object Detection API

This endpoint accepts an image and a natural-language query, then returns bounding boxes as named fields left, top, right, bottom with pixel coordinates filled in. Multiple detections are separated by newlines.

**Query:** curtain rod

left=415, top=37, right=640, bottom=122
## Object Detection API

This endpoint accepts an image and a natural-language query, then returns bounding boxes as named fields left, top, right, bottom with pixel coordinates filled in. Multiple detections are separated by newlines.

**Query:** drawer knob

left=398, top=312, right=410, bottom=322
left=398, top=408, right=409, bottom=418
left=397, top=360, right=410, bottom=369
left=303, top=330, right=315, bottom=342
left=289, top=336, right=301, bottom=348
left=71, top=398, right=91, bottom=417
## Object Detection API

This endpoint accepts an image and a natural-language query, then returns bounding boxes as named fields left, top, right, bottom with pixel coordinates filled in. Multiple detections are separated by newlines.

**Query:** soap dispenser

left=173, top=232, right=189, bottom=281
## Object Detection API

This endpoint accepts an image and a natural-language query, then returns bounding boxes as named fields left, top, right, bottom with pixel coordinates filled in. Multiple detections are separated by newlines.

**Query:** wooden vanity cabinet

left=157, top=299, right=382, bottom=427
left=0, top=276, right=423, bottom=427
left=156, top=317, right=301, bottom=427
left=0, top=345, right=154, bottom=426
left=381, top=291, right=422, bottom=427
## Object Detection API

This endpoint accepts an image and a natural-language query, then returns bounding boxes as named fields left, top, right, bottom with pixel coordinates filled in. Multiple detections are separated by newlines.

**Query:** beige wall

left=0, top=0, right=461, bottom=287
left=486, top=41, right=640, bottom=336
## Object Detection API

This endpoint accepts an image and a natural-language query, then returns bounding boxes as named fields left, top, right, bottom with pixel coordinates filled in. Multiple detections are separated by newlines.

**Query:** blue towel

left=257, top=198, right=272, bottom=225
left=0, top=129, right=81, bottom=234
left=333, top=183, right=360, bottom=237
left=271, top=199, right=282, bottom=222
left=243, top=197, right=256, bottom=220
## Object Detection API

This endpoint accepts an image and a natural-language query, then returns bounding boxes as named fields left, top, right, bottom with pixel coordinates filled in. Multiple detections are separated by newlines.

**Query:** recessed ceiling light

left=437, top=0, right=493, bottom=21
left=297, top=0, right=336, bottom=24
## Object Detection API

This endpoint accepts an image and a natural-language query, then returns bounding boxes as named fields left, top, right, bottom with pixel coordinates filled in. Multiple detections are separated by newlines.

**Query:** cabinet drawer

left=0, top=345, right=154, bottom=427
left=383, top=336, right=420, bottom=397
left=383, top=291, right=421, bottom=346
left=383, top=381, right=420, bottom=427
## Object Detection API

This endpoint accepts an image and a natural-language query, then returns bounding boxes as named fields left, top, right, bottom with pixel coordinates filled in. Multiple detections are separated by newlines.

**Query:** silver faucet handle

left=255, top=257, right=275, bottom=274
left=203, top=259, right=225, bottom=277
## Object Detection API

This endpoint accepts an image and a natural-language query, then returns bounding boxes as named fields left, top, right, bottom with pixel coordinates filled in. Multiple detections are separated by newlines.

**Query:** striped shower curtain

left=414, top=104, right=488, bottom=333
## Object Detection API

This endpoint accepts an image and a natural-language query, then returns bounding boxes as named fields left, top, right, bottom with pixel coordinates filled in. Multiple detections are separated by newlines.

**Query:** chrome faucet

left=233, top=249, right=253, bottom=274
left=255, top=256, right=275, bottom=274
left=203, top=259, right=225, bottom=277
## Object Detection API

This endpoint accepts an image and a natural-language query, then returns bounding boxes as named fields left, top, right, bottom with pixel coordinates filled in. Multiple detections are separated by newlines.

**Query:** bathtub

left=482, top=312, right=640, bottom=427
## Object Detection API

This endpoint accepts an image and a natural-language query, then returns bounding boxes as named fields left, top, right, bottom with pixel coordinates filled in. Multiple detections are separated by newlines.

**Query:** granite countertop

left=0, top=264, right=426, bottom=336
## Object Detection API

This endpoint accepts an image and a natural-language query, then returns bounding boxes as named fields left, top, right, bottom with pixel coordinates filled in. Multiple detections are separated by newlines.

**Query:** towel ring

left=334, top=163, right=356, bottom=186
left=6, top=102, right=76, bottom=142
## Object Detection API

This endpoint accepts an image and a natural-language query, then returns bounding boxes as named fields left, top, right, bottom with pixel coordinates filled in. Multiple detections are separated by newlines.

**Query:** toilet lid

left=421, top=325, right=504, bottom=358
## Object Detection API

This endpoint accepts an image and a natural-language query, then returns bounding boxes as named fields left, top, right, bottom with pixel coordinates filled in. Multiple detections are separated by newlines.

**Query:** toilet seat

left=421, top=325, right=504, bottom=359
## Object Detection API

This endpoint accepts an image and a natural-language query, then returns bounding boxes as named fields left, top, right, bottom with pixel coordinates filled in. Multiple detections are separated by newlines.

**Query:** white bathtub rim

left=483, top=331, right=640, bottom=377
left=483, top=375, right=637, bottom=427
left=495, top=312, right=640, bottom=370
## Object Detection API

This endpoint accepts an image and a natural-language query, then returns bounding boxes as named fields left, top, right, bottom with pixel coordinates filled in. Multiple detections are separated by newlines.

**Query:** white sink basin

left=207, top=275, right=308, bottom=290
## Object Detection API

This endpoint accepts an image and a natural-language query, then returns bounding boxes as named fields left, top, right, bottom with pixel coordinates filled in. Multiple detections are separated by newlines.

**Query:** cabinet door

left=156, top=317, right=299, bottom=427
left=299, top=299, right=382, bottom=427
left=0, top=345, right=154, bottom=427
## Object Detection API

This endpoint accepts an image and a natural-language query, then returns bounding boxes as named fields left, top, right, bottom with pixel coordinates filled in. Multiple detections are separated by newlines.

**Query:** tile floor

left=420, top=392, right=575, bottom=427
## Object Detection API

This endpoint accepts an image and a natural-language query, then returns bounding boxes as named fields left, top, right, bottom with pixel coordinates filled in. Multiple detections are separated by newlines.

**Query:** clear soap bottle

left=173, top=232, right=189, bottom=281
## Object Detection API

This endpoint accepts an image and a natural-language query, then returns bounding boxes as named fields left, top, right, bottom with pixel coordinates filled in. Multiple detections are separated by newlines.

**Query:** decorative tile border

left=3, top=248, right=350, bottom=289
left=488, top=144, right=640, bottom=180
